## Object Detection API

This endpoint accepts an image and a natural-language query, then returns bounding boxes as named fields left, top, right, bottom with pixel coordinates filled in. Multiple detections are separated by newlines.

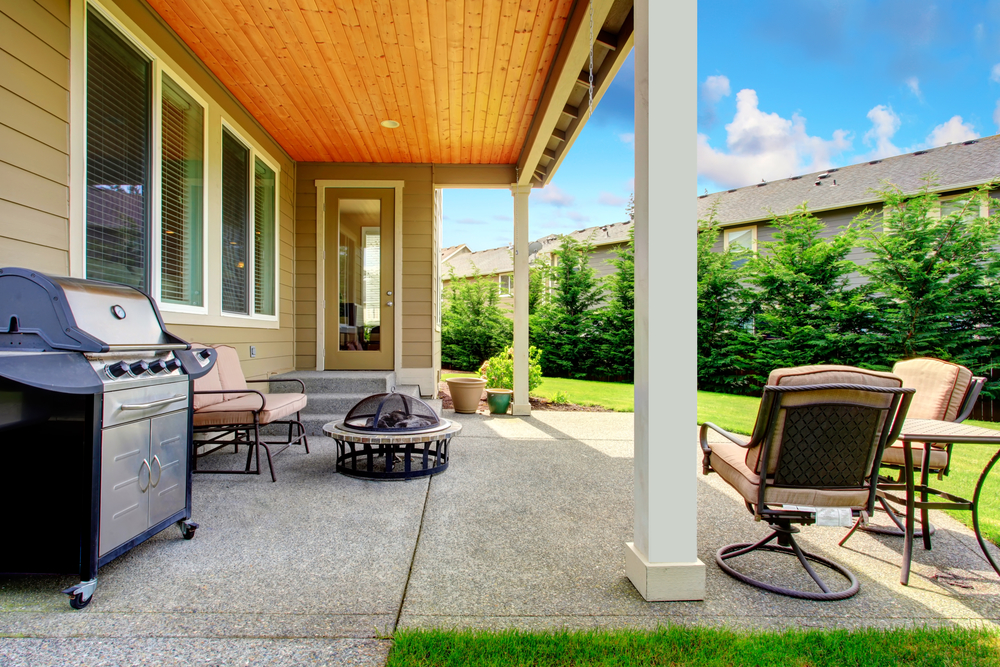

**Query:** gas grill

left=0, top=267, right=217, bottom=609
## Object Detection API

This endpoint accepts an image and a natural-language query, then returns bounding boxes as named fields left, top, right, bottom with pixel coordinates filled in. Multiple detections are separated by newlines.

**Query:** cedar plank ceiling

left=146, top=0, right=576, bottom=163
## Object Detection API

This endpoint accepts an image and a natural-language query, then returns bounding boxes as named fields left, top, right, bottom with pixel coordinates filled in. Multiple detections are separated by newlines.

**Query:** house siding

left=294, top=164, right=438, bottom=387
left=0, top=0, right=71, bottom=274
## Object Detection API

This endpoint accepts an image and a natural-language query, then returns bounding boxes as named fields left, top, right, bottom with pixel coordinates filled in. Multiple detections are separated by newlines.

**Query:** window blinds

left=160, top=74, right=204, bottom=306
left=254, top=159, right=276, bottom=316
left=222, top=129, right=249, bottom=314
left=85, top=8, right=150, bottom=291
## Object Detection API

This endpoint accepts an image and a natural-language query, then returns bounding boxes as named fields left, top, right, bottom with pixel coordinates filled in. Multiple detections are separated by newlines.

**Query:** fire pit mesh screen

left=344, top=390, right=441, bottom=432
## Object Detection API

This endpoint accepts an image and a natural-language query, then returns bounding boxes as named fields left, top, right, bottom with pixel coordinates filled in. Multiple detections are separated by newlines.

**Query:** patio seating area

left=2, top=411, right=999, bottom=665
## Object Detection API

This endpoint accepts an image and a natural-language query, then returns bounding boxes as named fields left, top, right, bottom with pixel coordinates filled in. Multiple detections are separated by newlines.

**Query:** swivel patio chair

left=849, top=357, right=984, bottom=541
left=700, top=365, right=914, bottom=600
left=191, top=344, right=309, bottom=482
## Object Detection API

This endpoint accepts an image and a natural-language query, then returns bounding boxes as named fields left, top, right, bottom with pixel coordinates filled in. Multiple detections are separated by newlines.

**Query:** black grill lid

left=344, top=390, right=441, bottom=432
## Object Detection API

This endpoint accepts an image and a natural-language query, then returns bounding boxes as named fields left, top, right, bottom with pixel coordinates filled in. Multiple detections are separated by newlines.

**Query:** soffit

left=146, top=0, right=577, bottom=164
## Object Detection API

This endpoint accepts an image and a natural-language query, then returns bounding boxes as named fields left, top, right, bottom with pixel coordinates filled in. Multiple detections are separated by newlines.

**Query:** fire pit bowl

left=324, top=390, right=461, bottom=480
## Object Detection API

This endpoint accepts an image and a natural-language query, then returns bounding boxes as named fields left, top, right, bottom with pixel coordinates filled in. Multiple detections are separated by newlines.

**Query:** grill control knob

left=197, top=349, right=212, bottom=361
left=147, top=360, right=168, bottom=374
left=164, top=359, right=182, bottom=373
left=105, top=361, right=130, bottom=380
left=129, top=360, right=149, bottom=376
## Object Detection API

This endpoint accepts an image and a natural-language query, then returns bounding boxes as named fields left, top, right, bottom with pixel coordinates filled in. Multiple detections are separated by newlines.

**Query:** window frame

left=83, top=0, right=210, bottom=315
left=723, top=224, right=757, bottom=252
left=499, top=273, right=514, bottom=297
left=219, top=119, right=281, bottom=324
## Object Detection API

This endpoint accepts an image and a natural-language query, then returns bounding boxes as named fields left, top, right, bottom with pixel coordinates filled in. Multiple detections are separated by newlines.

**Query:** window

left=499, top=273, right=513, bottom=296
left=723, top=225, right=756, bottom=252
left=85, top=4, right=206, bottom=308
left=221, top=127, right=277, bottom=317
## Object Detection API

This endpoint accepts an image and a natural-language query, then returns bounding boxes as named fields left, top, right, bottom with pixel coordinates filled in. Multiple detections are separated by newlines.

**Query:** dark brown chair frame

left=192, top=378, right=309, bottom=483
left=701, top=383, right=914, bottom=600
left=856, top=376, right=985, bottom=541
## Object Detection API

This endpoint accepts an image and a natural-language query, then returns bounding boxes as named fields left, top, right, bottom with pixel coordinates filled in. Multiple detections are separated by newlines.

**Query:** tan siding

left=0, top=0, right=69, bottom=275
left=296, top=162, right=438, bottom=371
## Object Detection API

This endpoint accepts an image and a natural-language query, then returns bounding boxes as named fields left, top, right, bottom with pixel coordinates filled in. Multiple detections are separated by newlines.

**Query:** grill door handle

left=150, top=455, right=162, bottom=488
left=120, top=394, right=186, bottom=411
left=139, top=459, right=150, bottom=492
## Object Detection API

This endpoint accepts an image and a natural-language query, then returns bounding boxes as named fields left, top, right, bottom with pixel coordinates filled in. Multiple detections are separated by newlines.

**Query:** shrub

left=441, top=267, right=512, bottom=371
left=479, top=345, right=543, bottom=391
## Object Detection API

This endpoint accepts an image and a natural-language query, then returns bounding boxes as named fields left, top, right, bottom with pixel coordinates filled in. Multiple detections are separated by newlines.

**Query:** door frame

left=314, top=180, right=403, bottom=372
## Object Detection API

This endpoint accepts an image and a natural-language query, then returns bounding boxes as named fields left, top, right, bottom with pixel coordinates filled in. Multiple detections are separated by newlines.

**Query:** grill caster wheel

left=68, top=592, right=91, bottom=610
left=178, top=519, right=199, bottom=540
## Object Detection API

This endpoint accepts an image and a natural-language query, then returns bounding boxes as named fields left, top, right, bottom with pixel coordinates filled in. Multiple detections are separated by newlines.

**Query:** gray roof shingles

left=698, top=134, right=1000, bottom=225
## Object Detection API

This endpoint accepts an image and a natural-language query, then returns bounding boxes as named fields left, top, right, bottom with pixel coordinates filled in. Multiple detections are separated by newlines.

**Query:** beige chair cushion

left=213, top=345, right=249, bottom=399
left=892, top=358, right=972, bottom=422
left=747, top=365, right=903, bottom=473
left=192, top=392, right=307, bottom=427
left=711, top=441, right=869, bottom=508
left=191, top=344, right=225, bottom=410
left=881, top=442, right=949, bottom=470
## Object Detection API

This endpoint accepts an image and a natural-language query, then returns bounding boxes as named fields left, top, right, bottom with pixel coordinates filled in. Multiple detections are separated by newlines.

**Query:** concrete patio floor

left=2, top=411, right=999, bottom=665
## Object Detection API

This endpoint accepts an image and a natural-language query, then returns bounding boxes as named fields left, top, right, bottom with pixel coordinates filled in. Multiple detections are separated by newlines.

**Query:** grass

left=697, top=389, right=1000, bottom=546
left=442, top=372, right=634, bottom=411
left=388, top=627, right=1000, bottom=667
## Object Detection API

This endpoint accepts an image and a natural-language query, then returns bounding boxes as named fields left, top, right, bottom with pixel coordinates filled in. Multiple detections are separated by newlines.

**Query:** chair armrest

left=700, top=422, right=751, bottom=475
left=192, top=389, right=265, bottom=413
left=246, top=378, right=306, bottom=394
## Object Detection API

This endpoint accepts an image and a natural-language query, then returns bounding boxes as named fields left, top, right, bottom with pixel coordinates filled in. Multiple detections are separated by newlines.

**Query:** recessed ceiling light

left=380, top=120, right=400, bottom=129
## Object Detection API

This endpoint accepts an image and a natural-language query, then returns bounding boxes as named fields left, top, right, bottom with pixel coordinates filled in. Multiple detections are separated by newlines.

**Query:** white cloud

left=533, top=184, right=574, bottom=207
left=566, top=211, right=590, bottom=223
left=697, top=88, right=850, bottom=189
left=994, top=100, right=1000, bottom=131
left=863, top=105, right=902, bottom=159
left=905, top=77, right=923, bottom=101
left=924, top=115, right=979, bottom=147
left=992, top=63, right=1000, bottom=84
left=492, top=214, right=512, bottom=221
left=702, top=75, right=731, bottom=104
left=598, top=192, right=627, bottom=206
left=618, top=132, right=635, bottom=145
left=455, top=217, right=486, bottom=225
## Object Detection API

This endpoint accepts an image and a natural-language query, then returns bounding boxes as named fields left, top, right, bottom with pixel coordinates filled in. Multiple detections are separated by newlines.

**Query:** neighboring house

left=697, top=134, right=1000, bottom=283
left=441, top=220, right=633, bottom=312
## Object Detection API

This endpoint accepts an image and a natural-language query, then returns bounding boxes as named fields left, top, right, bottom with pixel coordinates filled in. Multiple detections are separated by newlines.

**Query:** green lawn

left=388, top=627, right=999, bottom=667
left=442, top=373, right=635, bottom=412
left=697, top=389, right=1000, bottom=546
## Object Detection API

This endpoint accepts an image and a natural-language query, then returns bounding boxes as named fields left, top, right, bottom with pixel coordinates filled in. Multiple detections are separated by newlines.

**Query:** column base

left=625, top=542, right=705, bottom=601
left=511, top=403, right=531, bottom=416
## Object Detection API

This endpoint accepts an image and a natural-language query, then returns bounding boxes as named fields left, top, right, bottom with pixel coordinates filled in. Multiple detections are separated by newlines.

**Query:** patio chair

left=851, top=357, right=985, bottom=540
left=700, top=365, right=914, bottom=600
left=191, top=344, right=309, bottom=482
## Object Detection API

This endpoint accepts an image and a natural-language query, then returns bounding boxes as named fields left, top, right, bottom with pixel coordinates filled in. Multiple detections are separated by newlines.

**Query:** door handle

left=120, top=394, right=186, bottom=411
left=150, top=455, right=162, bottom=488
left=386, top=301, right=393, bottom=307
left=139, top=459, right=150, bottom=492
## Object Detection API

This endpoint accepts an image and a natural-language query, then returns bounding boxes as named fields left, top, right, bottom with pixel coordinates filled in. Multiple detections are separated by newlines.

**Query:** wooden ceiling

left=147, top=0, right=578, bottom=164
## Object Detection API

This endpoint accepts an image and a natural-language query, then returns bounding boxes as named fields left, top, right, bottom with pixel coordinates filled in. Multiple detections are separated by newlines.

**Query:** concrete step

left=298, top=398, right=444, bottom=437
left=268, top=370, right=395, bottom=395
left=301, top=393, right=378, bottom=415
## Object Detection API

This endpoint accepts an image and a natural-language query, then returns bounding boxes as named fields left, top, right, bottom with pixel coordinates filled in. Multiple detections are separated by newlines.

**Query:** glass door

left=324, top=189, right=394, bottom=370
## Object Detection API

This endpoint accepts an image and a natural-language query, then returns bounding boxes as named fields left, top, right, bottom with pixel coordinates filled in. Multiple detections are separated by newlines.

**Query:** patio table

left=878, top=418, right=1000, bottom=585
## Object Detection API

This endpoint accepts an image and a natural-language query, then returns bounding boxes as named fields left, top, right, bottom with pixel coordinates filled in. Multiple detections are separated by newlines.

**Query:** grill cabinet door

left=100, top=420, right=151, bottom=556
left=148, top=410, right=188, bottom=526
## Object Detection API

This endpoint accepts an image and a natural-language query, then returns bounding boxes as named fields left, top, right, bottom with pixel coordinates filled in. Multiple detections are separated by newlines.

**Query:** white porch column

left=625, top=0, right=704, bottom=601
left=511, top=183, right=532, bottom=416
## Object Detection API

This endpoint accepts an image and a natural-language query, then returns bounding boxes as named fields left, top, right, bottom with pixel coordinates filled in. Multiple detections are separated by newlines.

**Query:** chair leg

left=717, top=521, right=859, bottom=601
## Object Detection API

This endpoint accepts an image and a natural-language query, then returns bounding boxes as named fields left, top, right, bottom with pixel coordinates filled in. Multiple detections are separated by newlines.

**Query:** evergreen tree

left=596, top=227, right=634, bottom=379
left=440, top=267, right=513, bottom=371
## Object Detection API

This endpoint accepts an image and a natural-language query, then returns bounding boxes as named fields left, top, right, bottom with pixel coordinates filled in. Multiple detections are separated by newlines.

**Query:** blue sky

left=444, top=1, right=1000, bottom=251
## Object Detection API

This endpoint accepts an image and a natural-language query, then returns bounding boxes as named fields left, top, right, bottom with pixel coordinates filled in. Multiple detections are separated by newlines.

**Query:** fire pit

left=323, top=390, right=461, bottom=480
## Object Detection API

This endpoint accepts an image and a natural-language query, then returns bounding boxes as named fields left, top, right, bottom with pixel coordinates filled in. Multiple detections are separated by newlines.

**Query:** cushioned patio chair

left=851, top=357, right=984, bottom=540
left=700, top=365, right=914, bottom=600
left=191, top=344, right=309, bottom=482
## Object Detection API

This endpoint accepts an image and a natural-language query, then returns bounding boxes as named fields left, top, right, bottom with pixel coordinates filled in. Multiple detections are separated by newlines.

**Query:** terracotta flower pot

left=486, top=388, right=513, bottom=414
left=447, top=377, right=486, bottom=413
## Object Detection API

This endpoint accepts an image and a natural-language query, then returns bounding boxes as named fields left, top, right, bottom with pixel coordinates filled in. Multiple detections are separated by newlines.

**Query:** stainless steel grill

left=0, top=267, right=217, bottom=609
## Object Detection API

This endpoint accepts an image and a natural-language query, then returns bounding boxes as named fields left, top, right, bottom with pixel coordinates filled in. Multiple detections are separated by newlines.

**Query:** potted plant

left=446, top=376, right=487, bottom=413
left=479, top=346, right=543, bottom=415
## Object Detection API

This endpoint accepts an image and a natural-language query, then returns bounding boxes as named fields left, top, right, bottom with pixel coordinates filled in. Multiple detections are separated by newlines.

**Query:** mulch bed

left=437, top=382, right=613, bottom=414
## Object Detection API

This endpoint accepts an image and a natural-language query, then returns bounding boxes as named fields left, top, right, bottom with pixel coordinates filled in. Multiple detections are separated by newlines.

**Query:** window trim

left=82, top=0, right=210, bottom=315
left=932, top=193, right=991, bottom=221
left=499, top=273, right=513, bottom=297
left=723, top=224, right=757, bottom=252
left=219, top=118, right=280, bottom=324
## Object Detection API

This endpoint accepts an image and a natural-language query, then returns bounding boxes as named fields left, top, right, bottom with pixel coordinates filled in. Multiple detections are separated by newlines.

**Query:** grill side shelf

left=174, top=348, right=217, bottom=380
left=0, top=352, right=103, bottom=393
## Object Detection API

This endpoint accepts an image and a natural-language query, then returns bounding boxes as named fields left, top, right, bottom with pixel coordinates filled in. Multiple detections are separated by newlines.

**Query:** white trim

left=69, top=0, right=86, bottom=278
left=314, top=180, right=405, bottom=372
left=723, top=224, right=757, bottom=252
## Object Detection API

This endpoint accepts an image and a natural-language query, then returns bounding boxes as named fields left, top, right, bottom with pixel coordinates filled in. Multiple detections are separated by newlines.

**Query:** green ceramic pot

left=486, top=388, right=513, bottom=414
